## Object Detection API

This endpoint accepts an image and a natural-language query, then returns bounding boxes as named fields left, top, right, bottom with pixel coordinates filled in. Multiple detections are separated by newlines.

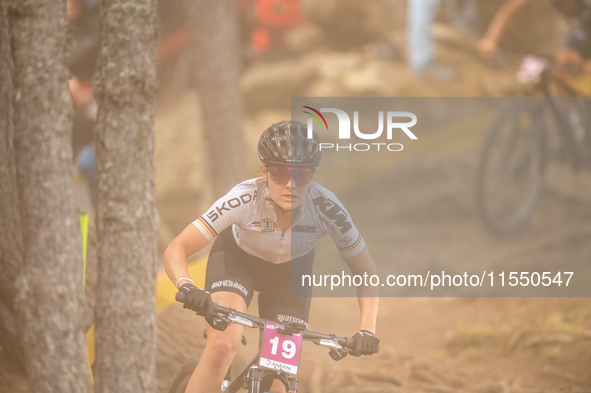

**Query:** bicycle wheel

left=167, top=357, right=200, bottom=393
left=477, top=100, right=548, bottom=236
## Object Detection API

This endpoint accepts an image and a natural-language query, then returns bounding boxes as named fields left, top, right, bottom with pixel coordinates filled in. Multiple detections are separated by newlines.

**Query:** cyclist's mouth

left=281, top=195, right=297, bottom=201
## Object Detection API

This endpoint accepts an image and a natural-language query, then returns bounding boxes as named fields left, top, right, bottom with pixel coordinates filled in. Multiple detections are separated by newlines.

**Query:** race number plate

left=259, top=324, right=302, bottom=376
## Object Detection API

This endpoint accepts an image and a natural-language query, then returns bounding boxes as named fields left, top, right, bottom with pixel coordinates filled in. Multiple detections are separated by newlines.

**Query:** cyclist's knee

left=205, top=328, right=242, bottom=361
left=202, top=291, right=246, bottom=362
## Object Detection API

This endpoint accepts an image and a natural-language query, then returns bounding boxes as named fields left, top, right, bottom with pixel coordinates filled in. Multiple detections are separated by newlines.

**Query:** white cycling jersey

left=193, top=177, right=365, bottom=264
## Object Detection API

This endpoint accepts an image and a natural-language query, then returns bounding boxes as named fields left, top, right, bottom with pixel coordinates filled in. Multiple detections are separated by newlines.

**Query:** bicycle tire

left=167, top=357, right=200, bottom=393
left=477, top=100, right=548, bottom=236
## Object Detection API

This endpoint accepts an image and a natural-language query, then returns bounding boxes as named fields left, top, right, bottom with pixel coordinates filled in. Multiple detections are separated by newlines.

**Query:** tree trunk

left=7, top=0, right=91, bottom=391
left=93, top=1, right=158, bottom=392
left=186, top=0, right=246, bottom=196
left=0, top=0, right=26, bottom=374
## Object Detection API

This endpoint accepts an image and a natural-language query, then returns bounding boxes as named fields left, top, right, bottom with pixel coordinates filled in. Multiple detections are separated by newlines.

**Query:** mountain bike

left=168, top=291, right=365, bottom=393
left=477, top=55, right=591, bottom=236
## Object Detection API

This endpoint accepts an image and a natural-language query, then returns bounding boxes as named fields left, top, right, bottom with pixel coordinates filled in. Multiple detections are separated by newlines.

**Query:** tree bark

left=93, top=1, right=158, bottom=392
left=186, top=0, right=246, bottom=196
left=7, top=0, right=91, bottom=391
left=0, top=0, right=26, bottom=373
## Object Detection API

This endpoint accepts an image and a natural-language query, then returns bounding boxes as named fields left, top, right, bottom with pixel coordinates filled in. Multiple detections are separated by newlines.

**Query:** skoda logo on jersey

left=302, top=106, right=417, bottom=152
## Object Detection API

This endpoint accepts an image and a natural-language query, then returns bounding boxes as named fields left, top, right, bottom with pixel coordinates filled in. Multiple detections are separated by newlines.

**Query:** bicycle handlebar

left=175, top=291, right=357, bottom=351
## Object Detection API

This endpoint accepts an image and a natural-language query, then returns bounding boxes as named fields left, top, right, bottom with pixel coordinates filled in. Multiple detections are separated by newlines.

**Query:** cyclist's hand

left=352, top=330, right=380, bottom=357
left=178, top=284, right=213, bottom=318
left=478, top=38, right=497, bottom=61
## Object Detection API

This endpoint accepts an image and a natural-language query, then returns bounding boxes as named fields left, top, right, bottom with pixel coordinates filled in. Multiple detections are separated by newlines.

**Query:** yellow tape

left=80, top=213, right=89, bottom=295
left=80, top=213, right=92, bottom=384
left=570, top=75, right=591, bottom=96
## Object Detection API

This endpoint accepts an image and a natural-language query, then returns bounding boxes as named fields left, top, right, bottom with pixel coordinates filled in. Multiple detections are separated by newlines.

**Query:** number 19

left=269, top=337, right=296, bottom=359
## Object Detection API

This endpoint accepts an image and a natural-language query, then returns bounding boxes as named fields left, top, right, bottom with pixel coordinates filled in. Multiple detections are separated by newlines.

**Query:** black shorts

left=205, top=227, right=314, bottom=327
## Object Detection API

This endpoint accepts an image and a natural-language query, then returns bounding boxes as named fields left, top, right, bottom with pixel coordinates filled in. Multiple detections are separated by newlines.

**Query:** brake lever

left=206, top=314, right=229, bottom=332
left=329, top=349, right=347, bottom=361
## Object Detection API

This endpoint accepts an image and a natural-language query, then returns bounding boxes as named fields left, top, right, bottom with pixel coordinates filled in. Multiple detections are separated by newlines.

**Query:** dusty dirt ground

left=154, top=120, right=591, bottom=392
left=151, top=29, right=591, bottom=392
left=2, top=19, right=591, bottom=393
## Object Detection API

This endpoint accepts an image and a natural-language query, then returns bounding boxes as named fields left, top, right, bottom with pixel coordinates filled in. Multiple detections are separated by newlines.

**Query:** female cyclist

left=163, top=120, right=380, bottom=393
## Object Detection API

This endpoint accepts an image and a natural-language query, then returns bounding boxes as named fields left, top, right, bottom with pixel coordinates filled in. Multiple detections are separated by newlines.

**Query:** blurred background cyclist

left=479, top=0, right=591, bottom=81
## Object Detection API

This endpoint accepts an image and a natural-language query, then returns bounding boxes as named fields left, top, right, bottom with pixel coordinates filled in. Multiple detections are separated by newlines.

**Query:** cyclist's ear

left=261, top=164, right=267, bottom=181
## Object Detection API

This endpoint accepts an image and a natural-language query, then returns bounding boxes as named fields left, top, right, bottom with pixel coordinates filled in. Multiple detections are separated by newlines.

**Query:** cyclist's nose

left=285, top=177, right=297, bottom=189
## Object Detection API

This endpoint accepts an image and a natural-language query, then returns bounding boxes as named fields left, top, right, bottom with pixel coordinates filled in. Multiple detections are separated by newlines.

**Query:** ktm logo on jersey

left=292, top=225, right=316, bottom=233
left=312, top=197, right=352, bottom=234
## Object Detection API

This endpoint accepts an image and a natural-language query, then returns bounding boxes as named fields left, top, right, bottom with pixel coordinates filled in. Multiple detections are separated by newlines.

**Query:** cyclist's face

left=262, top=164, right=312, bottom=212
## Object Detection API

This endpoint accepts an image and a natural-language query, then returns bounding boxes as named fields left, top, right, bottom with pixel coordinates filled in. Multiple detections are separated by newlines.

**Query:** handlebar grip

left=343, top=337, right=355, bottom=349
left=175, top=290, right=220, bottom=314
left=175, top=291, right=186, bottom=303
left=341, top=338, right=380, bottom=353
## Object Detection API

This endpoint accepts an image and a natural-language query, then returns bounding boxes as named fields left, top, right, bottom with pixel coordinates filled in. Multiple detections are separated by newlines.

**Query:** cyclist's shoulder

left=307, top=181, right=335, bottom=198
left=306, top=182, right=349, bottom=210
left=217, top=178, right=266, bottom=209
left=305, top=182, right=358, bottom=237
left=229, top=177, right=266, bottom=194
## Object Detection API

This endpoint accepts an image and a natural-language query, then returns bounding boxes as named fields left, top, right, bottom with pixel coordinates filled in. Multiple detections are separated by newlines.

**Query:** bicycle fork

left=246, top=365, right=298, bottom=393
left=248, top=365, right=263, bottom=392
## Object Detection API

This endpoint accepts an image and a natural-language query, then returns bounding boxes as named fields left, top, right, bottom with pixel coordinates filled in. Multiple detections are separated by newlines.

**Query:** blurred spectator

left=407, top=0, right=457, bottom=79
left=445, top=0, right=479, bottom=33
left=479, top=0, right=591, bottom=78
left=68, top=0, right=99, bottom=144
left=68, top=0, right=100, bottom=85
left=478, top=0, right=531, bottom=61
left=156, top=0, right=190, bottom=102
left=67, top=0, right=100, bottom=209
left=239, top=0, right=309, bottom=57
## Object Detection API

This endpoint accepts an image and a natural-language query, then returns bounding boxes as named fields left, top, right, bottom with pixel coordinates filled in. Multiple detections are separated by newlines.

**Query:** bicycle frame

left=223, top=326, right=351, bottom=392
left=173, top=292, right=358, bottom=393
left=536, top=68, right=589, bottom=169
left=477, top=56, right=590, bottom=236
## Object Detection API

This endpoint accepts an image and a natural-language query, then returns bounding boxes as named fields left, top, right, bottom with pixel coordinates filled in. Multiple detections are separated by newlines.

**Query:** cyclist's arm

left=342, top=245, right=379, bottom=334
left=163, top=224, right=210, bottom=289
left=479, top=0, right=531, bottom=60
left=165, top=181, right=257, bottom=289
